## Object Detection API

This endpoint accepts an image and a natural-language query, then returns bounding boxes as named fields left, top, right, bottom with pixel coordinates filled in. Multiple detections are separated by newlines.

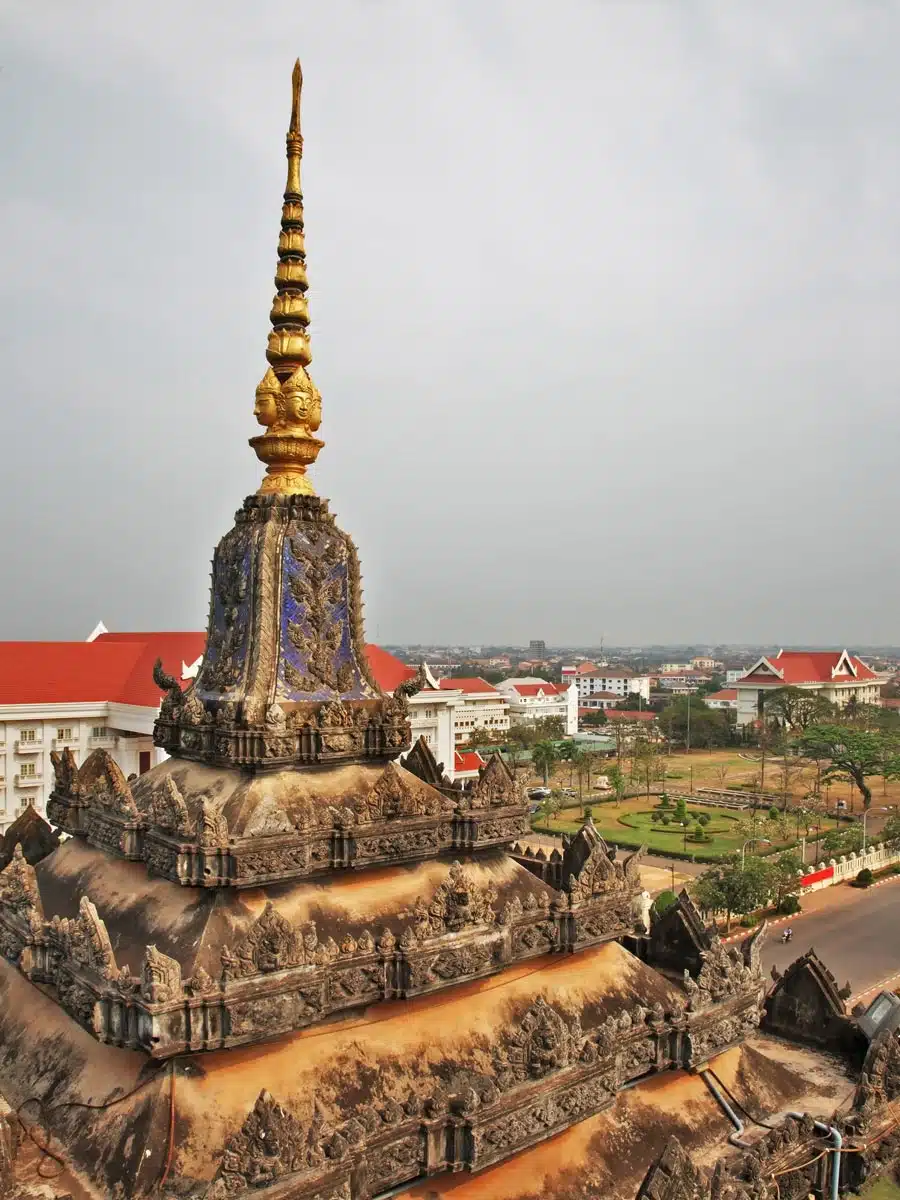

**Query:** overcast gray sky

left=1, top=1, right=898, bottom=647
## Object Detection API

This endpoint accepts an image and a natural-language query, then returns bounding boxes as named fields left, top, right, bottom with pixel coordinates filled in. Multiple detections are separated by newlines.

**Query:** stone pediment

left=763, top=948, right=858, bottom=1052
left=0, top=804, right=59, bottom=870
left=46, top=750, right=530, bottom=888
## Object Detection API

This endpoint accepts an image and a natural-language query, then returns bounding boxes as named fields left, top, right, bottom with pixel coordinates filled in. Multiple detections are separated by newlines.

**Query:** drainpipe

left=700, top=1070, right=753, bottom=1148
left=789, top=1113, right=842, bottom=1200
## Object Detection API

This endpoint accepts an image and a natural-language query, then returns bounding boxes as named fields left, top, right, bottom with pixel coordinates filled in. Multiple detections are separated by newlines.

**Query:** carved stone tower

left=0, top=64, right=789, bottom=1200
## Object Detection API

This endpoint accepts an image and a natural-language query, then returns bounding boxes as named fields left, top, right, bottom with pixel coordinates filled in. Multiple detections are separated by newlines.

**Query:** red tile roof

left=508, top=683, right=566, bottom=697
left=705, top=689, right=737, bottom=702
left=438, top=677, right=498, bottom=694
left=604, top=710, right=656, bottom=721
left=0, top=635, right=205, bottom=707
left=454, top=751, right=486, bottom=774
left=737, top=650, right=878, bottom=686
left=362, top=644, right=417, bottom=693
left=0, top=636, right=419, bottom=707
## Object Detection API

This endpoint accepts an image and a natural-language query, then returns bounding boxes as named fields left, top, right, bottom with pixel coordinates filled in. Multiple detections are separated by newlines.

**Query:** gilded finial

left=250, top=59, right=323, bottom=497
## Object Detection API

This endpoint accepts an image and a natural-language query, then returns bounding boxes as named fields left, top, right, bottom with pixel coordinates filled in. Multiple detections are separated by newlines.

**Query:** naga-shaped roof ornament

left=250, top=60, right=324, bottom=497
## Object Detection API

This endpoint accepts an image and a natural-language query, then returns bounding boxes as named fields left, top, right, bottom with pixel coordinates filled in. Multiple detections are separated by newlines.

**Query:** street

left=759, top=877, right=900, bottom=1000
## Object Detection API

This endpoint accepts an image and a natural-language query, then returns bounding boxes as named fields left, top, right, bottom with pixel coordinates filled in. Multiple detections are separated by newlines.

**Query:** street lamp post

left=740, top=837, right=771, bottom=871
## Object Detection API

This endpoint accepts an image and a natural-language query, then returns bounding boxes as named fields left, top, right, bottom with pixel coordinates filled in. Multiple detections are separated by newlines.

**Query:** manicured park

left=537, top=795, right=796, bottom=860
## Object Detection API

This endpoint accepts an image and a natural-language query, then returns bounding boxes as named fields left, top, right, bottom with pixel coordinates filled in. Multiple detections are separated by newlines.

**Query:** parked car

left=528, top=787, right=551, bottom=799
left=561, top=788, right=577, bottom=797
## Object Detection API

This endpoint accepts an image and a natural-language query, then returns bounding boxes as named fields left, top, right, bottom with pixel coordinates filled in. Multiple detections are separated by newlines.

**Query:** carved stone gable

left=150, top=777, right=191, bottom=835
left=647, top=889, right=716, bottom=976
left=763, top=948, right=857, bottom=1051
left=196, top=797, right=229, bottom=847
left=637, top=1135, right=705, bottom=1200
left=466, top=753, right=519, bottom=809
left=410, top=861, right=497, bottom=937
left=0, top=806, right=59, bottom=872
left=212, top=1089, right=321, bottom=1194
left=0, top=845, right=43, bottom=921
left=58, top=896, right=118, bottom=980
left=857, top=1028, right=900, bottom=1117
left=496, top=997, right=582, bottom=1087
left=75, top=749, right=137, bottom=817
left=355, top=762, right=448, bottom=823
left=50, top=746, right=78, bottom=794
left=402, top=737, right=449, bottom=789
left=228, top=902, right=311, bottom=977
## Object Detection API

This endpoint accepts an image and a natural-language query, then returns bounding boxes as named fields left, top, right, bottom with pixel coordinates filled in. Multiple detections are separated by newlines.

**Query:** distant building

left=657, top=670, right=710, bottom=693
left=529, top=640, right=547, bottom=659
left=453, top=750, right=486, bottom=782
left=576, top=670, right=651, bottom=703
left=733, top=650, right=884, bottom=726
left=495, top=678, right=578, bottom=735
left=691, top=656, right=723, bottom=671
left=704, top=688, right=738, bottom=711
left=725, top=668, right=748, bottom=684
left=660, top=662, right=692, bottom=674
left=438, top=677, right=510, bottom=746
left=578, top=692, right=620, bottom=712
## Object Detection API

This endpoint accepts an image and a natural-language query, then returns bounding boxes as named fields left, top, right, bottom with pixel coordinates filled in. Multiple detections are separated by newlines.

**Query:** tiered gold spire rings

left=251, top=60, right=324, bottom=497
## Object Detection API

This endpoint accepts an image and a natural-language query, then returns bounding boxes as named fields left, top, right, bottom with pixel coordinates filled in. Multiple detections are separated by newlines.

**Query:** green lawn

left=855, top=1179, right=900, bottom=1200
left=537, top=798, right=796, bottom=861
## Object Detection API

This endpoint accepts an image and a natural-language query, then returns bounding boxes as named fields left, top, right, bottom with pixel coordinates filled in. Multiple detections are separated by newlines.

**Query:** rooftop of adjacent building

left=704, top=688, right=738, bottom=701
left=736, top=648, right=879, bottom=686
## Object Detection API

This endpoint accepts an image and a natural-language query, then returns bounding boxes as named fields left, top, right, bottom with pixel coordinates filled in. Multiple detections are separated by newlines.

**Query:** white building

left=657, top=671, right=709, bottom=693
left=660, top=662, right=692, bottom=674
left=437, top=677, right=510, bottom=747
left=691, top=656, right=723, bottom=671
left=578, top=692, right=620, bottom=712
left=725, top=668, right=748, bottom=684
left=0, top=630, right=205, bottom=833
left=733, top=649, right=884, bottom=727
left=704, top=688, right=738, bottom=711
left=495, top=678, right=578, bottom=735
left=575, top=670, right=651, bottom=703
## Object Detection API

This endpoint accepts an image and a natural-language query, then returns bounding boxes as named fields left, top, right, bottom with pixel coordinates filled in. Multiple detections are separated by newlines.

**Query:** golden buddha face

left=254, top=391, right=278, bottom=427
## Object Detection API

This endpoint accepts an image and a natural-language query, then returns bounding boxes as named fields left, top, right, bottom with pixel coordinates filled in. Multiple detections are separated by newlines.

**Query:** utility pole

left=686, top=696, right=691, bottom=755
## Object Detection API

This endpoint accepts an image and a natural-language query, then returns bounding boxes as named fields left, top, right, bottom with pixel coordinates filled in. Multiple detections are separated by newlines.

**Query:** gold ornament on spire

left=250, top=60, right=324, bottom=496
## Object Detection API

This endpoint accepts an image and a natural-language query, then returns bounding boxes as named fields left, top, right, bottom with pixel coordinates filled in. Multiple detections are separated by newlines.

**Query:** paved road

left=759, top=879, right=900, bottom=999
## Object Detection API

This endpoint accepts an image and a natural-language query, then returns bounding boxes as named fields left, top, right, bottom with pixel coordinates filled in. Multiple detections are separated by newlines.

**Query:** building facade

left=734, top=649, right=884, bottom=726
left=704, top=688, right=738, bottom=711
left=438, top=678, right=510, bottom=747
left=495, top=678, right=578, bottom=735
left=575, top=669, right=651, bottom=703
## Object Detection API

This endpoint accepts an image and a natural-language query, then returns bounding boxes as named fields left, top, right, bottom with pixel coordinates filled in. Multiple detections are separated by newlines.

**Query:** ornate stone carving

left=0, top=845, right=43, bottom=923
left=212, top=1090, right=321, bottom=1194
left=496, top=997, right=581, bottom=1087
left=50, top=747, right=78, bottom=794
left=153, top=657, right=184, bottom=718
left=763, top=948, right=858, bottom=1052
left=75, top=750, right=137, bottom=817
left=636, top=1135, right=706, bottom=1200
left=227, top=902, right=312, bottom=977
left=856, top=1029, right=900, bottom=1117
left=149, top=777, right=190, bottom=836
left=141, top=944, right=183, bottom=1003
left=355, top=762, right=450, bottom=823
left=196, top=798, right=229, bottom=847
left=408, top=861, right=497, bottom=938
left=463, top=753, right=520, bottom=809
left=56, top=896, right=118, bottom=981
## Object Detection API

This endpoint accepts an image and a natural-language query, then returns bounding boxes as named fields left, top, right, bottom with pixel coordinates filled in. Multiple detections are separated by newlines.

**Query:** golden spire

left=250, top=59, right=324, bottom=496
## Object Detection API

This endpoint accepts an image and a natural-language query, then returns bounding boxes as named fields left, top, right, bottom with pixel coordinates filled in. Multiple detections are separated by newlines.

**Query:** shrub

left=658, top=795, right=671, bottom=809
left=659, top=813, right=672, bottom=826
left=697, top=813, right=711, bottom=827
left=740, top=915, right=758, bottom=928
left=583, top=805, right=593, bottom=819
left=855, top=867, right=874, bottom=888
left=768, top=806, right=780, bottom=822
left=691, top=823, right=706, bottom=842
left=652, top=890, right=678, bottom=918
left=777, top=895, right=801, bottom=915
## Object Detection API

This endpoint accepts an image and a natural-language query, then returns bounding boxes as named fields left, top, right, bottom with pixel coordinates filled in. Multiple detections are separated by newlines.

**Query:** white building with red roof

left=575, top=668, right=651, bottom=703
left=0, top=629, right=206, bottom=832
left=495, top=678, right=578, bottom=735
left=437, top=677, right=509, bottom=748
left=733, top=649, right=883, bottom=726
left=704, top=688, right=738, bottom=711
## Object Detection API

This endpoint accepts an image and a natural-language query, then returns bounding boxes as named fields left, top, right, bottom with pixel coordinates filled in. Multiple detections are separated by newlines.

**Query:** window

left=19, top=729, right=36, bottom=743
left=92, top=726, right=108, bottom=739
left=57, top=727, right=73, bottom=742
left=20, top=762, right=36, bottom=778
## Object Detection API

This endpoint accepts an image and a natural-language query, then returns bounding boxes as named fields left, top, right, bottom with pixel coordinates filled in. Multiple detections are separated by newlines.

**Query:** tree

left=580, top=710, right=607, bottom=728
left=773, top=752, right=809, bottom=812
left=691, top=856, right=771, bottom=931
left=764, top=687, right=833, bottom=732
left=881, top=812, right=900, bottom=848
left=658, top=697, right=730, bottom=749
left=605, top=764, right=625, bottom=806
left=532, top=740, right=559, bottom=786
left=631, top=737, right=666, bottom=800
left=821, top=825, right=863, bottom=856
left=674, top=796, right=689, bottom=825
left=801, top=724, right=900, bottom=811
left=713, top=761, right=730, bottom=790
left=768, top=851, right=803, bottom=911
left=533, top=716, right=565, bottom=741
left=535, top=790, right=562, bottom=828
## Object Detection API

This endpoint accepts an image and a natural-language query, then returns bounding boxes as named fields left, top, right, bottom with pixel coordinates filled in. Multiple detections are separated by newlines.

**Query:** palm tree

left=532, top=740, right=560, bottom=787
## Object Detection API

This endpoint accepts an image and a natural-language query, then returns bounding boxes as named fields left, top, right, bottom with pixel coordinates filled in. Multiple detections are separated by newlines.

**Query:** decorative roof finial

left=250, top=59, right=324, bottom=496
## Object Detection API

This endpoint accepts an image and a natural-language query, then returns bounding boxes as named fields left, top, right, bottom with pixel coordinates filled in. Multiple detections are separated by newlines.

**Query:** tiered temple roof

left=1, top=60, right=896, bottom=1200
